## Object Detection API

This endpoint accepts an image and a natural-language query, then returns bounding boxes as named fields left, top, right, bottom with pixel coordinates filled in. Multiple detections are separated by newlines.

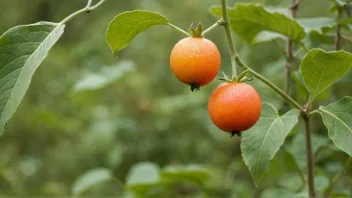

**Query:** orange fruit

left=208, top=82, right=262, bottom=135
left=170, top=37, right=221, bottom=91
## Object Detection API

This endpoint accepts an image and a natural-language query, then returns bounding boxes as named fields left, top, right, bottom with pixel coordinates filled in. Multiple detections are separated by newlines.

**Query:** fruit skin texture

left=170, top=37, right=221, bottom=87
left=208, top=82, right=262, bottom=133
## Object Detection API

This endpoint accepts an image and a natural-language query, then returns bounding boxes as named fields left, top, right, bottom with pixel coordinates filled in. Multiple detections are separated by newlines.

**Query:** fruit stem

left=324, top=157, right=352, bottom=198
left=220, top=0, right=237, bottom=78
left=219, top=0, right=302, bottom=111
left=237, top=58, right=303, bottom=110
left=59, top=0, right=106, bottom=25
left=168, top=23, right=192, bottom=37
left=201, top=20, right=222, bottom=37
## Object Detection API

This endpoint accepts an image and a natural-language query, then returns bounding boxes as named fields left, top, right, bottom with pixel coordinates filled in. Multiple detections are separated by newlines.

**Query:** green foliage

left=72, top=168, right=114, bottom=196
left=241, top=103, right=300, bottom=186
left=300, top=49, right=352, bottom=104
left=161, top=164, right=209, bottom=185
left=211, top=4, right=305, bottom=43
left=106, top=10, right=169, bottom=56
left=0, top=22, right=64, bottom=135
left=320, top=97, right=352, bottom=156
left=125, top=162, right=160, bottom=194
left=0, top=0, right=352, bottom=197
left=290, top=133, right=329, bottom=169
left=73, top=60, right=135, bottom=93
left=298, top=17, right=336, bottom=34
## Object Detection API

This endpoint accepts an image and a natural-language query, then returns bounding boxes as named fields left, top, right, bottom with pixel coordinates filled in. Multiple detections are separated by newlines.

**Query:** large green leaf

left=210, top=4, right=305, bottom=43
left=252, top=17, right=336, bottom=44
left=300, top=49, right=352, bottom=104
left=241, top=103, right=300, bottom=186
left=0, top=22, right=65, bottom=135
left=297, top=17, right=336, bottom=34
left=106, top=10, right=169, bottom=56
left=293, top=71, right=332, bottom=104
left=320, top=97, right=352, bottom=156
left=72, top=168, right=114, bottom=196
left=332, top=0, right=352, bottom=6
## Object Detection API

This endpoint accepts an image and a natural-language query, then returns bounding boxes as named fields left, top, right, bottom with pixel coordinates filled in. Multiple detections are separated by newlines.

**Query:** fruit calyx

left=217, top=69, right=254, bottom=83
left=231, top=131, right=242, bottom=137
left=190, top=83, right=200, bottom=92
left=188, top=23, right=203, bottom=38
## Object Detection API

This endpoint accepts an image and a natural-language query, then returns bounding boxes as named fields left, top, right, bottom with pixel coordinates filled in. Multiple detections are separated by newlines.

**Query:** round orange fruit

left=170, top=37, right=221, bottom=91
left=208, top=82, right=262, bottom=135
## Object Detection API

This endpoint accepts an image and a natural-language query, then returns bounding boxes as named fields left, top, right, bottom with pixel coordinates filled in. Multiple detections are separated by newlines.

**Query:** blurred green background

left=0, top=0, right=351, bottom=197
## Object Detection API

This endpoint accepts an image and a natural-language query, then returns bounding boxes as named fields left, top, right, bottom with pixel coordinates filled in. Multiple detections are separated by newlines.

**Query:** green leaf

left=265, top=149, right=305, bottom=191
left=252, top=31, right=286, bottom=44
left=106, top=10, right=169, bottom=56
left=161, top=164, right=209, bottom=184
left=261, top=187, right=294, bottom=198
left=300, top=49, right=352, bottom=104
left=297, top=17, right=336, bottom=34
left=126, top=162, right=160, bottom=191
left=72, top=168, right=113, bottom=196
left=293, top=71, right=332, bottom=104
left=320, top=97, right=352, bottom=156
left=73, top=60, right=135, bottom=93
left=0, top=22, right=65, bottom=135
left=331, top=0, right=352, bottom=6
left=241, top=103, right=300, bottom=186
left=210, top=4, right=305, bottom=43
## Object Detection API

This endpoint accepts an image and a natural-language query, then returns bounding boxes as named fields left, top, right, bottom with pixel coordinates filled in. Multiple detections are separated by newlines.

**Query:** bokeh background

left=0, top=0, right=351, bottom=197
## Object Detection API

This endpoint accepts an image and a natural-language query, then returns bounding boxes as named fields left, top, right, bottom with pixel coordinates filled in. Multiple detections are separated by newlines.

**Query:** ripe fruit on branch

left=170, top=37, right=221, bottom=91
left=208, top=82, right=262, bottom=136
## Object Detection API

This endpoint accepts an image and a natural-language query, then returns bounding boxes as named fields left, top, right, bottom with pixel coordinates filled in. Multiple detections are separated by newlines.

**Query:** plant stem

left=59, top=0, right=107, bottom=25
left=201, top=20, right=222, bottom=37
left=335, top=25, right=341, bottom=50
left=284, top=0, right=300, bottom=104
left=249, top=66, right=302, bottom=110
left=168, top=23, right=192, bottom=37
left=303, top=105, right=316, bottom=198
left=219, top=0, right=302, bottom=110
left=307, top=109, right=321, bottom=118
left=87, top=0, right=93, bottom=7
left=335, top=8, right=343, bottom=50
left=324, top=157, right=352, bottom=198
left=220, top=0, right=237, bottom=78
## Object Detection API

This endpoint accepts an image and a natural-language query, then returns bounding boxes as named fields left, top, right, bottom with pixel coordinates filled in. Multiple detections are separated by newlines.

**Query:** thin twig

left=59, top=0, right=107, bottom=25
left=324, top=157, right=352, bottom=198
left=168, top=23, right=192, bottom=37
left=220, top=0, right=237, bottom=78
left=335, top=25, right=341, bottom=50
left=335, top=7, right=343, bottom=50
left=284, top=0, right=300, bottom=104
left=302, top=104, right=316, bottom=198
left=201, top=20, right=222, bottom=37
